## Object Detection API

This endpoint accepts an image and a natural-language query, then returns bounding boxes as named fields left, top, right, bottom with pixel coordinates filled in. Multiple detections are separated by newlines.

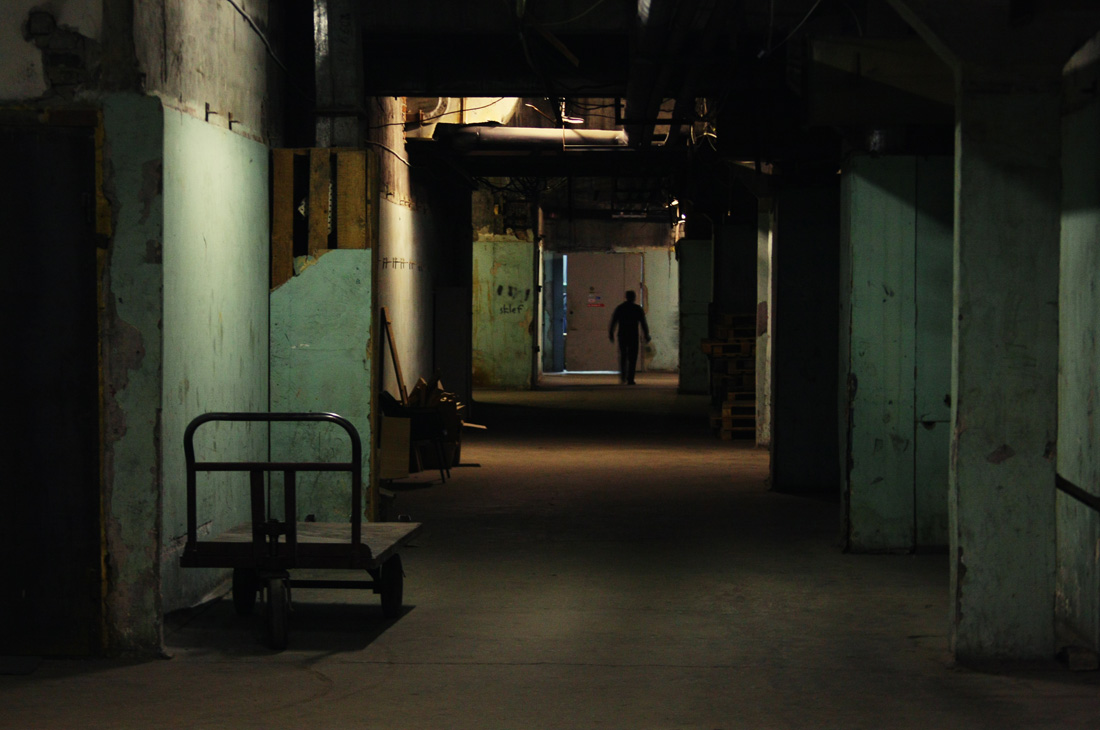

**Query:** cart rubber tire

left=380, top=554, right=404, bottom=619
left=265, top=578, right=289, bottom=651
left=232, top=568, right=258, bottom=616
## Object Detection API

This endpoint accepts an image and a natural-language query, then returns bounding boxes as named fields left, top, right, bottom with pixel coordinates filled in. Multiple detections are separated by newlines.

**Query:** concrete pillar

left=840, top=155, right=918, bottom=551
left=887, top=0, right=1100, bottom=663
left=677, top=239, right=713, bottom=394
left=771, top=184, right=840, bottom=495
left=314, top=0, right=365, bottom=147
left=755, top=200, right=774, bottom=447
left=950, top=80, right=1061, bottom=659
left=1057, top=45, right=1100, bottom=653
left=839, top=155, right=952, bottom=553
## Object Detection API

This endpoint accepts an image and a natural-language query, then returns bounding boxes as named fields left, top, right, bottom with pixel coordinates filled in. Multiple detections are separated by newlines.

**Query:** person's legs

left=625, top=339, right=639, bottom=384
left=618, top=341, right=629, bottom=383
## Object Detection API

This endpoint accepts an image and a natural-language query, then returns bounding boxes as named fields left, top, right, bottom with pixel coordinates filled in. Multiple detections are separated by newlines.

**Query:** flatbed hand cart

left=180, top=412, right=423, bottom=650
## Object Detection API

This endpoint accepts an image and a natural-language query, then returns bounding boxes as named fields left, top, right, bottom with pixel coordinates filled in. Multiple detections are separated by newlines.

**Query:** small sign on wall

left=587, top=289, right=604, bottom=307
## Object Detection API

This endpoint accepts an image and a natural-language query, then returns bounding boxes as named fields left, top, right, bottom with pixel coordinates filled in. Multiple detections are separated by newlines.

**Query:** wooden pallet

left=270, top=147, right=380, bottom=289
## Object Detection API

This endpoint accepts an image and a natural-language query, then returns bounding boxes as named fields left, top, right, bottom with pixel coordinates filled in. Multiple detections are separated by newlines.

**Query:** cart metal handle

left=183, top=412, right=364, bottom=561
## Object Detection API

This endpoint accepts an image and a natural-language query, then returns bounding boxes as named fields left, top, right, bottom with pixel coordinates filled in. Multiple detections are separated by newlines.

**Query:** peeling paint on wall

left=0, top=1, right=104, bottom=100
left=100, top=94, right=166, bottom=655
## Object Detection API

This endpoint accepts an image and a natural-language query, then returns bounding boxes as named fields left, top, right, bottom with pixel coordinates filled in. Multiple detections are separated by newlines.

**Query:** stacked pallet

left=702, top=313, right=757, bottom=440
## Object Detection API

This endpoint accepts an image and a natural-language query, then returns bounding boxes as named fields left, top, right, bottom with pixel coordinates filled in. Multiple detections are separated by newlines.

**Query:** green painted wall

left=677, top=239, right=712, bottom=393
left=101, top=94, right=166, bottom=652
left=271, top=250, right=373, bottom=521
left=841, top=155, right=951, bottom=552
left=1057, top=97, right=1100, bottom=650
left=842, top=156, right=917, bottom=550
left=913, top=157, right=953, bottom=547
left=160, top=107, right=270, bottom=612
left=472, top=239, right=536, bottom=389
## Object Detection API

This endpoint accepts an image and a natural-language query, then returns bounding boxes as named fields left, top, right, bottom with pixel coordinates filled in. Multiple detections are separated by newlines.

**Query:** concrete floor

left=3, top=373, right=1098, bottom=728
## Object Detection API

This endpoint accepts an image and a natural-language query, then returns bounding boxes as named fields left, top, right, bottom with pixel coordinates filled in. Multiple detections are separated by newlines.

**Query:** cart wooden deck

left=181, top=521, right=422, bottom=570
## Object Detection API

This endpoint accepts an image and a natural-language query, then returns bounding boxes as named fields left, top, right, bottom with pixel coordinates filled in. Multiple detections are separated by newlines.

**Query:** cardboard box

left=379, top=416, right=411, bottom=480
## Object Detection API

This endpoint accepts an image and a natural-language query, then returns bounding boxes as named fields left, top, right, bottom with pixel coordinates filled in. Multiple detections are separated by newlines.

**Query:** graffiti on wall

left=496, top=283, right=532, bottom=315
left=380, top=257, right=424, bottom=272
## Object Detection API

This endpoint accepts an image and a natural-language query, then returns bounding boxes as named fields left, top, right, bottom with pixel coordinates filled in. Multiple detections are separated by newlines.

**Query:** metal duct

left=434, top=124, right=629, bottom=151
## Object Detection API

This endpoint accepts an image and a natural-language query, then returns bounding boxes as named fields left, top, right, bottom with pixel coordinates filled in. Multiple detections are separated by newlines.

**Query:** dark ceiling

left=358, top=0, right=955, bottom=222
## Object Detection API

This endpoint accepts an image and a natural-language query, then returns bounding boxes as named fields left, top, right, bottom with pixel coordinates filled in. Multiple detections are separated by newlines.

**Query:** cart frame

left=180, top=412, right=422, bottom=649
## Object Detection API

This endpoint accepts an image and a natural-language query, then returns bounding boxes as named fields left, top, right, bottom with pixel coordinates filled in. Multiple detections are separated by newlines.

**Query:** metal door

left=565, top=252, right=643, bottom=371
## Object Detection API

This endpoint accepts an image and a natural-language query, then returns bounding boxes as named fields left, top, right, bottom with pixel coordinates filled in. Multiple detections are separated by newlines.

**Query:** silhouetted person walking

left=609, top=290, right=650, bottom=385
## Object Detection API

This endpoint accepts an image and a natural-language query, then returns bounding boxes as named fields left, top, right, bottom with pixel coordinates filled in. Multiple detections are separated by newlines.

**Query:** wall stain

left=138, top=159, right=162, bottom=224
left=955, top=546, right=966, bottom=626
left=143, top=239, right=162, bottom=264
left=100, top=251, right=160, bottom=655
left=986, top=444, right=1016, bottom=464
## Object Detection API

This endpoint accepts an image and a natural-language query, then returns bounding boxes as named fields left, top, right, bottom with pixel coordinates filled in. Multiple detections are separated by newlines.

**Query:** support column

left=886, top=0, right=1100, bottom=664
left=677, top=238, right=713, bottom=394
left=950, top=80, right=1060, bottom=659
left=314, top=0, right=365, bottom=147
left=771, top=184, right=840, bottom=495
left=755, top=199, right=774, bottom=447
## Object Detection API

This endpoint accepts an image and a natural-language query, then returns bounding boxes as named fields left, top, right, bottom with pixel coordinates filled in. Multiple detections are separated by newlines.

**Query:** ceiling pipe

left=434, top=124, right=629, bottom=151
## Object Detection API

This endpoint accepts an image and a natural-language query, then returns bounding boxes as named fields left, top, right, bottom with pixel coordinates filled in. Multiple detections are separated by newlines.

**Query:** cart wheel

left=232, top=568, right=258, bottom=615
left=265, top=578, right=290, bottom=650
left=379, top=554, right=404, bottom=619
